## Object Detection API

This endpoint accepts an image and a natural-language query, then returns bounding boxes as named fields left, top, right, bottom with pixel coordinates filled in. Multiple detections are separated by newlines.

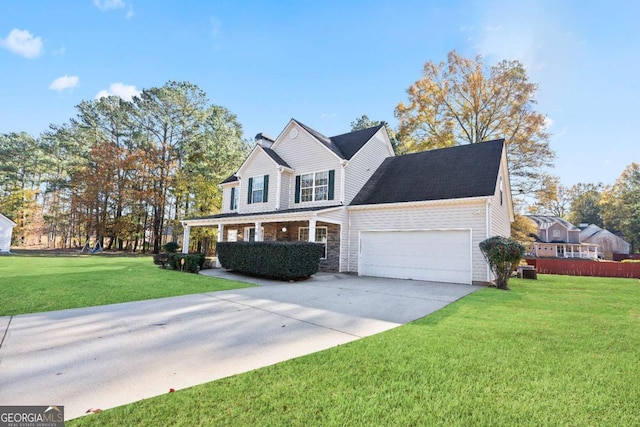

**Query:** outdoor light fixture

left=281, top=227, right=287, bottom=232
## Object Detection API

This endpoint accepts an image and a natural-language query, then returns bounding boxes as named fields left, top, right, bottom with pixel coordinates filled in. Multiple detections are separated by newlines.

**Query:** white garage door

left=359, top=229, right=471, bottom=284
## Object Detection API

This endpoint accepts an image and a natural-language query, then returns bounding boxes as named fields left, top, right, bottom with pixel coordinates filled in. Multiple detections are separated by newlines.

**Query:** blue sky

left=1, top=0, right=638, bottom=187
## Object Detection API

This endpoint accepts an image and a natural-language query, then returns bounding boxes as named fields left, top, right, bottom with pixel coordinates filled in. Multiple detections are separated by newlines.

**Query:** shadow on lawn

left=7, top=249, right=151, bottom=258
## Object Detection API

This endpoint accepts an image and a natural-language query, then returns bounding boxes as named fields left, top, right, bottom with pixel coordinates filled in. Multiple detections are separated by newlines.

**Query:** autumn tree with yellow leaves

left=395, top=51, right=554, bottom=198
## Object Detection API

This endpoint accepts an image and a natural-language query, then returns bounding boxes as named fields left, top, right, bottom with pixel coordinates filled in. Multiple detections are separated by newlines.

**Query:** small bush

left=169, top=253, right=206, bottom=273
left=216, top=241, right=324, bottom=280
left=162, top=242, right=180, bottom=253
left=480, top=236, right=525, bottom=290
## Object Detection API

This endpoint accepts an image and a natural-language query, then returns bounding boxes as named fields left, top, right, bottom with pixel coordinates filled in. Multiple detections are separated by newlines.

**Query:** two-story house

left=525, top=215, right=631, bottom=260
left=182, top=119, right=514, bottom=285
left=525, top=215, right=600, bottom=259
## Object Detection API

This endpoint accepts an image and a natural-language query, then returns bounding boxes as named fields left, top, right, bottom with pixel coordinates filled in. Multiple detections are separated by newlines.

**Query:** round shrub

left=479, top=236, right=525, bottom=290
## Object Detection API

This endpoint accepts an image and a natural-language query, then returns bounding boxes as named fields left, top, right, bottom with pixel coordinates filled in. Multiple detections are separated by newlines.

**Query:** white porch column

left=182, top=225, right=190, bottom=254
left=218, top=224, right=224, bottom=242
left=255, top=221, right=263, bottom=241
left=216, top=224, right=224, bottom=267
left=308, top=218, right=317, bottom=242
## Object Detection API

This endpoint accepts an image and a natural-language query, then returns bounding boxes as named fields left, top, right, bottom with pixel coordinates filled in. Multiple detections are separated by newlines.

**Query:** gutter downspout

left=340, top=160, right=348, bottom=204
left=347, top=209, right=351, bottom=273
left=486, top=199, right=492, bottom=282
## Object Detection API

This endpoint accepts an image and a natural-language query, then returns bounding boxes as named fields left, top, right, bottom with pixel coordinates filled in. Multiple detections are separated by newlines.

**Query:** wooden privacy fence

left=525, top=258, right=640, bottom=279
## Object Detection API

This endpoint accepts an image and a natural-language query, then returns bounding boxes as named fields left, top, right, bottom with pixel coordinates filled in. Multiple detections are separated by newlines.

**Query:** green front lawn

left=69, top=274, right=640, bottom=426
left=0, top=254, right=253, bottom=316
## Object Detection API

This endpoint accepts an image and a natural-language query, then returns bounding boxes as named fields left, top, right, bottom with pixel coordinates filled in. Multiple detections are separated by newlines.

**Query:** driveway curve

left=0, top=271, right=478, bottom=420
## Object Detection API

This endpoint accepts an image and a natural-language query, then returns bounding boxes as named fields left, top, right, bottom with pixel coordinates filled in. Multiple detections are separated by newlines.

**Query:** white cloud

left=0, top=29, right=43, bottom=58
left=52, top=45, right=66, bottom=56
left=95, top=82, right=140, bottom=101
left=94, top=0, right=133, bottom=18
left=49, top=75, right=79, bottom=92
left=93, top=0, right=125, bottom=11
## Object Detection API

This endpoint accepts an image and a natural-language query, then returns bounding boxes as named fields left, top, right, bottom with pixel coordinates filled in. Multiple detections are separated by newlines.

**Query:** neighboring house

left=182, top=119, right=514, bottom=285
left=0, top=213, right=16, bottom=253
left=525, top=215, right=600, bottom=259
left=579, top=224, right=630, bottom=259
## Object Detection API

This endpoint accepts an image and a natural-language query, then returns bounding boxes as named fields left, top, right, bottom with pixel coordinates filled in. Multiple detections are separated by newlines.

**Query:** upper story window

left=295, top=170, right=335, bottom=203
left=229, top=187, right=238, bottom=210
left=301, top=171, right=328, bottom=202
left=499, top=176, right=504, bottom=206
left=248, top=174, right=269, bottom=204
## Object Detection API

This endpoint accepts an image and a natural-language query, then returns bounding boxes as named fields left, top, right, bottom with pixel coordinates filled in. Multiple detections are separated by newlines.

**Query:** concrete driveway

left=0, top=271, right=479, bottom=420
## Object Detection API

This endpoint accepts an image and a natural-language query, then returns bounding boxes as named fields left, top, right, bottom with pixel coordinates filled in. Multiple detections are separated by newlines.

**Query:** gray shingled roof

left=350, top=139, right=505, bottom=206
left=331, top=125, right=385, bottom=160
left=526, top=215, right=581, bottom=231
left=293, top=119, right=383, bottom=160
left=221, top=174, right=238, bottom=184
left=261, top=146, right=291, bottom=168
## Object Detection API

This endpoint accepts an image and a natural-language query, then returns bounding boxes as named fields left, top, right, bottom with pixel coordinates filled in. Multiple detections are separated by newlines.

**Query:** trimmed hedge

left=169, top=253, right=206, bottom=273
left=480, top=236, right=525, bottom=290
left=216, top=241, right=325, bottom=280
left=153, top=253, right=170, bottom=268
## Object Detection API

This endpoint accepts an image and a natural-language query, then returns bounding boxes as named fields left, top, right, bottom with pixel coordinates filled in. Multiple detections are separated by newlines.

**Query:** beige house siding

left=344, top=128, right=394, bottom=204
left=490, top=163, right=512, bottom=238
left=347, top=200, right=490, bottom=283
left=279, top=170, right=292, bottom=211
left=221, top=183, right=239, bottom=214
left=238, top=150, right=278, bottom=214
left=544, top=223, right=579, bottom=243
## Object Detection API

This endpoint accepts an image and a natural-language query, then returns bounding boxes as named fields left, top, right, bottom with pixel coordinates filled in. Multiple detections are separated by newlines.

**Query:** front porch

left=526, top=242, right=600, bottom=259
left=181, top=208, right=343, bottom=273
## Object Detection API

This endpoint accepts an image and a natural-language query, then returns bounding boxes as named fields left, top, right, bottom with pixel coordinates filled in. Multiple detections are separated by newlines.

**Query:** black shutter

left=328, top=169, right=335, bottom=200
left=295, top=175, right=301, bottom=203
left=263, top=174, right=269, bottom=203
left=230, top=187, right=235, bottom=210
left=247, top=177, right=253, bottom=204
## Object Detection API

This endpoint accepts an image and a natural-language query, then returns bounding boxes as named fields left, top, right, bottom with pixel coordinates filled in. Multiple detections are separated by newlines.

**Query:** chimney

left=255, top=133, right=275, bottom=149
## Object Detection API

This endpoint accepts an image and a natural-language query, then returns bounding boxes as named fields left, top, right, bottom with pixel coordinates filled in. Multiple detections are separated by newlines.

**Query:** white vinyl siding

left=490, top=160, right=512, bottom=238
left=238, top=150, right=276, bottom=214
left=344, top=128, right=393, bottom=204
left=279, top=171, right=291, bottom=211
left=221, top=184, right=239, bottom=214
left=271, top=123, right=342, bottom=209
left=348, top=200, right=490, bottom=283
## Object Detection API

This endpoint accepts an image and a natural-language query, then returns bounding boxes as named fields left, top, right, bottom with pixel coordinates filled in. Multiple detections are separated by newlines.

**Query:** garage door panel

left=359, top=230, right=471, bottom=284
